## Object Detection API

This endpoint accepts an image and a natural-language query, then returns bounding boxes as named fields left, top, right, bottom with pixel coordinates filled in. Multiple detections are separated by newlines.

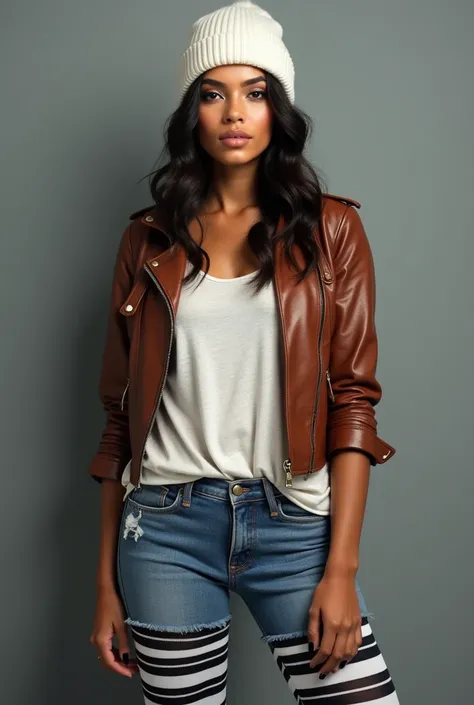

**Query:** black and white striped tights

left=129, top=616, right=399, bottom=704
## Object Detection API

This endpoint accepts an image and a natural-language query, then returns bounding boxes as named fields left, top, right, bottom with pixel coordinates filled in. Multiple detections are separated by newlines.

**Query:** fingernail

left=319, top=673, right=327, bottom=680
left=340, top=660, right=347, bottom=669
left=122, top=653, right=129, bottom=665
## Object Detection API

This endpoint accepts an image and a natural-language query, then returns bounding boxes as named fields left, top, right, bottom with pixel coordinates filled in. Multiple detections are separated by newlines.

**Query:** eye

left=200, top=89, right=267, bottom=101
left=200, top=91, right=222, bottom=101
left=249, top=89, right=267, bottom=99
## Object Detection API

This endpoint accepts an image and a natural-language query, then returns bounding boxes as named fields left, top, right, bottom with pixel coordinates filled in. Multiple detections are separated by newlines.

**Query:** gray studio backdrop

left=1, top=1, right=473, bottom=703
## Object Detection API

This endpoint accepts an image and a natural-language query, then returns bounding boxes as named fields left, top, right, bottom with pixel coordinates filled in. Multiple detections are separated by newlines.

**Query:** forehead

left=201, top=65, right=266, bottom=85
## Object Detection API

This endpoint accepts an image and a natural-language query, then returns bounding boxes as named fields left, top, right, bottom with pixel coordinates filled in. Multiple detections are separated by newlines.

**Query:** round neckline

left=197, top=268, right=258, bottom=283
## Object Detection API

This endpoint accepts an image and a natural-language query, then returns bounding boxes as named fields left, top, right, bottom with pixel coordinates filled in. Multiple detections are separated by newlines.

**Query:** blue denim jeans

left=117, top=476, right=370, bottom=642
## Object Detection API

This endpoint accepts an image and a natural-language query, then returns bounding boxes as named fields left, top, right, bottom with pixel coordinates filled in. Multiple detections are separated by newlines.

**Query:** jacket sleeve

left=326, top=205, right=396, bottom=465
left=87, top=223, right=134, bottom=483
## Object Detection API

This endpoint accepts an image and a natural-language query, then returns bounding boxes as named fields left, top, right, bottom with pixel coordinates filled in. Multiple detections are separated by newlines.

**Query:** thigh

left=237, top=494, right=369, bottom=641
left=270, top=616, right=399, bottom=704
left=237, top=492, right=399, bottom=703
left=117, top=483, right=231, bottom=631
left=130, top=622, right=230, bottom=705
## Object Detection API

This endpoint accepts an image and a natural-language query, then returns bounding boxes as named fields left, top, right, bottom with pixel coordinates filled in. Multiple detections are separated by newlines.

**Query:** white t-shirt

left=121, top=260, right=330, bottom=515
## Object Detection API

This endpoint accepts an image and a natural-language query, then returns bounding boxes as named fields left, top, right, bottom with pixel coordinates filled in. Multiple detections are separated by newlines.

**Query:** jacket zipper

left=134, top=262, right=175, bottom=489
left=326, top=369, right=335, bottom=403
left=306, top=266, right=325, bottom=480
left=283, top=458, right=293, bottom=487
left=274, top=262, right=293, bottom=488
left=120, top=378, right=130, bottom=411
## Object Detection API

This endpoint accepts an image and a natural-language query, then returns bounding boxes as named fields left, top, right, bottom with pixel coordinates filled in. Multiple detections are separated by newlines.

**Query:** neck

left=204, top=159, right=259, bottom=216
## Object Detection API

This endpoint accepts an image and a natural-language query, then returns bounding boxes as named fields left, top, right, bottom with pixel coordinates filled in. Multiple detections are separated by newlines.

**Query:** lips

left=220, top=130, right=251, bottom=139
left=219, top=131, right=252, bottom=148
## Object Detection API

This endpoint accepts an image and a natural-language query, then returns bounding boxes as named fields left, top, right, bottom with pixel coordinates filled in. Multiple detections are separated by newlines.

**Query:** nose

left=223, top=95, right=245, bottom=122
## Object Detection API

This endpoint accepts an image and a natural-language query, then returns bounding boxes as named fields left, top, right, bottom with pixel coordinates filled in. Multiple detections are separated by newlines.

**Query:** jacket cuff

left=327, top=425, right=396, bottom=466
left=88, top=455, right=128, bottom=483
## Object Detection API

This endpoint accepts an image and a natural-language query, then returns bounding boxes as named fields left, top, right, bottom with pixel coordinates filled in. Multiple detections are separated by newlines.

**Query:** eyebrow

left=201, top=75, right=267, bottom=89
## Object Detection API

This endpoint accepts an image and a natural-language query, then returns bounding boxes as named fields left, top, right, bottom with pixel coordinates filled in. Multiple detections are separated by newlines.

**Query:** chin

left=213, top=152, right=256, bottom=166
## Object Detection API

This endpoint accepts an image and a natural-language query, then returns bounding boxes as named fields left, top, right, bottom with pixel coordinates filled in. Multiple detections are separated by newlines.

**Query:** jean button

left=232, top=484, right=245, bottom=496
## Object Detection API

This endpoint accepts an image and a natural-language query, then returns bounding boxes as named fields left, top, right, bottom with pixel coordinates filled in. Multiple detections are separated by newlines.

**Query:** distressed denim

left=117, top=476, right=370, bottom=643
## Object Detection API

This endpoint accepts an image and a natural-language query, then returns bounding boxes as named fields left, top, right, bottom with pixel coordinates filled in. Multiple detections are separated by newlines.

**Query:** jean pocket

left=127, top=484, right=184, bottom=514
left=275, top=495, right=328, bottom=524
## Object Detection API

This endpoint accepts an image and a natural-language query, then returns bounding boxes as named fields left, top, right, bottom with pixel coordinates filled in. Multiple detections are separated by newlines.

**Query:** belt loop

left=262, top=478, right=279, bottom=517
left=182, top=480, right=194, bottom=508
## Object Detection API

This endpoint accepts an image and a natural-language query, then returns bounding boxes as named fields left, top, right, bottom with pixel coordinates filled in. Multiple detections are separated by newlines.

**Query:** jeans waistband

left=141, top=477, right=282, bottom=516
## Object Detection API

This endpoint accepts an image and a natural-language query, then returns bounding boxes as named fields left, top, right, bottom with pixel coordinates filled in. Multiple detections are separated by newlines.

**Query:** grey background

left=1, top=1, right=473, bottom=703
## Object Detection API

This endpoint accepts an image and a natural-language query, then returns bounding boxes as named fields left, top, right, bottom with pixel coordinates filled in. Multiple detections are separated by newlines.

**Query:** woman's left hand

left=307, top=572, right=363, bottom=676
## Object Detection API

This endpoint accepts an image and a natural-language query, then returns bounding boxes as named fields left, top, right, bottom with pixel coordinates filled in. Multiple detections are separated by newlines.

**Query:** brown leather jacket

left=88, top=193, right=396, bottom=488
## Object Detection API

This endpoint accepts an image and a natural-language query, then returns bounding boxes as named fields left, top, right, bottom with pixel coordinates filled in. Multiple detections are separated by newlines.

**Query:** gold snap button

left=125, top=304, right=134, bottom=312
left=151, top=261, right=159, bottom=267
left=232, top=485, right=244, bottom=496
left=145, top=215, right=154, bottom=222
left=322, top=270, right=333, bottom=283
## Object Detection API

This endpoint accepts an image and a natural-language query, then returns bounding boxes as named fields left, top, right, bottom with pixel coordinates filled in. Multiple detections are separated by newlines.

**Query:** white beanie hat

left=179, top=0, right=295, bottom=104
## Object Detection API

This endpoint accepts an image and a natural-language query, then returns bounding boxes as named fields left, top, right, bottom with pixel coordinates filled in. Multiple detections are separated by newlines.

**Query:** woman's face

left=197, top=64, right=273, bottom=166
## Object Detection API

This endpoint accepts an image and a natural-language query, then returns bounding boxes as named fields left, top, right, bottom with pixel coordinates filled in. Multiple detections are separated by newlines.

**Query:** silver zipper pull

left=326, top=370, right=335, bottom=403
left=283, top=458, right=292, bottom=487
left=120, top=378, right=130, bottom=411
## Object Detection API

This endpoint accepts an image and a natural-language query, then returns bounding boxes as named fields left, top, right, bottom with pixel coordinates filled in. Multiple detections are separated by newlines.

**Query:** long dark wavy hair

left=141, top=70, right=327, bottom=294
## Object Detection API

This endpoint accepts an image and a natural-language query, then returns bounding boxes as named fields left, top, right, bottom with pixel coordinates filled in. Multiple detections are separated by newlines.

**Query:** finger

left=337, top=629, right=355, bottom=670
left=115, top=623, right=132, bottom=665
left=356, top=621, right=363, bottom=650
left=97, top=642, right=133, bottom=678
left=112, top=646, right=139, bottom=675
left=307, top=606, right=321, bottom=654
left=319, top=630, right=347, bottom=675
left=309, top=628, right=335, bottom=668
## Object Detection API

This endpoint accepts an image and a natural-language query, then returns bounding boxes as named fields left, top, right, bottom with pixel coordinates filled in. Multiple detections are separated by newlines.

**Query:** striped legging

left=129, top=615, right=399, bottom=704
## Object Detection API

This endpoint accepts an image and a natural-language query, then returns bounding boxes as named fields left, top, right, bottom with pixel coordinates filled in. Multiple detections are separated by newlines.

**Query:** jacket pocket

left=326, top=369, right=335, bottom=403
left=120, top=378, right=130, bottom=411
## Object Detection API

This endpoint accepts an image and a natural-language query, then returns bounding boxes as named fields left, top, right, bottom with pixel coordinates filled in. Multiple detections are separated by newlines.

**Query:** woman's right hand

left=89, top=585, right=139, bottom=678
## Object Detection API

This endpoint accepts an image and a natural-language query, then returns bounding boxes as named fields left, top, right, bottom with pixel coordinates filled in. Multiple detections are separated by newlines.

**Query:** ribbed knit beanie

left=179, top=0, right=295, bottom=104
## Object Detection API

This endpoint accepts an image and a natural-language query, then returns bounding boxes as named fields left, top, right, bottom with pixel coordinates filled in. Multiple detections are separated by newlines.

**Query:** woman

left=89, top=2, right=400, bottom=703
